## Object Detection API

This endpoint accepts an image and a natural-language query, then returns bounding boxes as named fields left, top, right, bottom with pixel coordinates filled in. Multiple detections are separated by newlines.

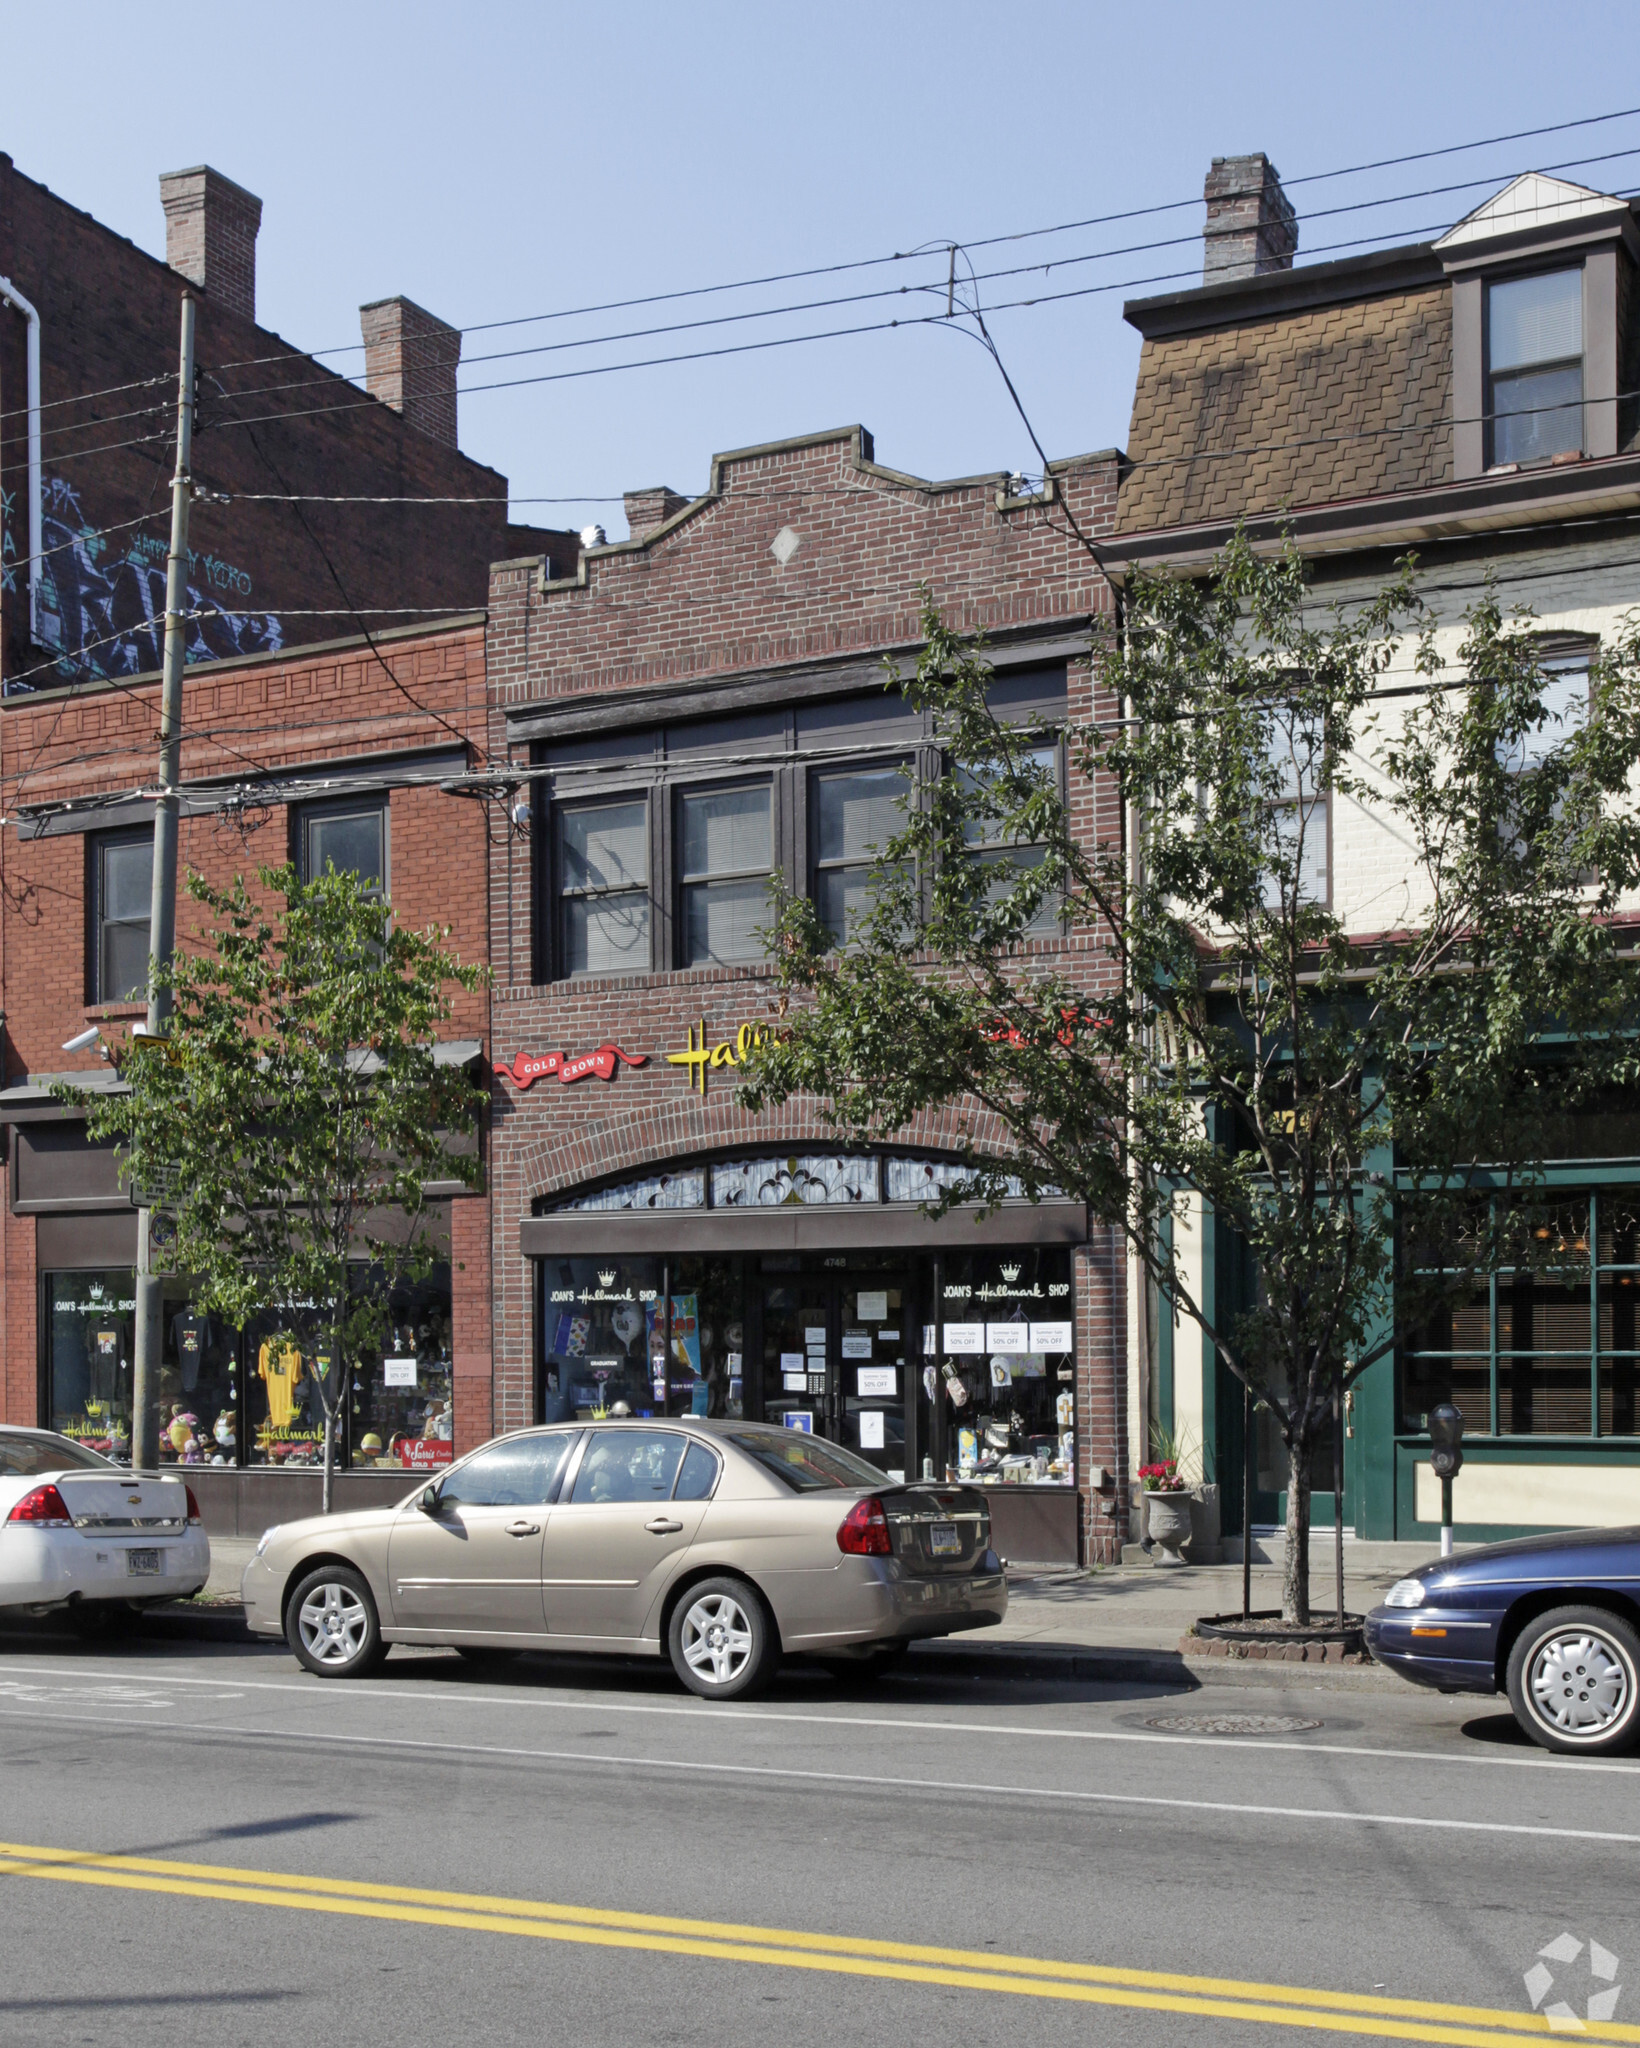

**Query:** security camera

left=61, top=1025, right=101, bottom=1055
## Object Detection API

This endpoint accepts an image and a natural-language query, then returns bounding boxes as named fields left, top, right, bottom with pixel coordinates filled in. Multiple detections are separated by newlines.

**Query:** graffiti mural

left=2, top=476, right=281, bottom=694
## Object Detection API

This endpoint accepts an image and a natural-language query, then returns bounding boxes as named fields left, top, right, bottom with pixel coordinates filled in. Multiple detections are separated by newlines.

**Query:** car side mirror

left=419, top=1485, right=441, bottom=1514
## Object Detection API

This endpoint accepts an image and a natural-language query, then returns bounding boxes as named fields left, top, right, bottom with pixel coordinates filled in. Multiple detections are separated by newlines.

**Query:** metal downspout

left=0, top=275, right=41, bottom=649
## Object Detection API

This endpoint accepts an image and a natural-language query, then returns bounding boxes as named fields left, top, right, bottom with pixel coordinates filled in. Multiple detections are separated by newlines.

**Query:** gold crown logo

left=598, top=1270, right=617, bottom=1288
left=1001, top=1263, right=1021, bottom=1284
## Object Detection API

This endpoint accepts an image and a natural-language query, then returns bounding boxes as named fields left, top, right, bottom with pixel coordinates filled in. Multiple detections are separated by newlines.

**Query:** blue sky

left=4, top=1, right=1637, bottom=536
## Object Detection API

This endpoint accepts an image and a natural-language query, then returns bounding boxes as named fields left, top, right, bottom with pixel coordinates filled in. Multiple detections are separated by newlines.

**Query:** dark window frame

left=1484, top=262, right=1586, bottom=470
left=674, top=777, right=777, bottom=969
left=293, top=793, right=390, bottom=896
left=553, top=788, right=656, bottom=981
left=952, top=731, right=1066, bottom=937
left=87, top=826, right=154, bottom=1005
left=808, top=754, right=918, bottom=949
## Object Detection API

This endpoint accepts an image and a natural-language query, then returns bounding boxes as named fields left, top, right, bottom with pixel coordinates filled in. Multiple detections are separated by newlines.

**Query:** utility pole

left=129, top=289, right=196, bottom=1474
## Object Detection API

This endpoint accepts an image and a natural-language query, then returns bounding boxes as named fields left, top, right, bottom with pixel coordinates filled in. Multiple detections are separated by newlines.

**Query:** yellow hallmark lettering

left=665, top=1018, right=786, bottom=1096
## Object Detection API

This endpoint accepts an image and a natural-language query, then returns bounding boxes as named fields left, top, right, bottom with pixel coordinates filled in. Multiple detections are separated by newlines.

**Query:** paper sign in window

left=803, top=1327, right=827, bottom=1346
left=1029, top=1322, right=1073, bottom=1351
left=857, top=1366, right=897, bottom=1396
left=780, top=1352, right=805, bottom=1372
left=856, top=1291, right=888, bottom=1322
left=840, top=1332, right=873, bottom=1359
left=943, top=1323, right=984, bottom=1354
left=986, top=1322, right=1029, bottom=1353
left=859, top=1410, right=886, bottom=1450
left=383, top=1357, right=417, bottom=1387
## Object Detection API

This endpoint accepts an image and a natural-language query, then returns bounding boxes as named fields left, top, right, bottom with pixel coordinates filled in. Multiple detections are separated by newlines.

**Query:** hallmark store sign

left=501, top=1018, right=785, bottom=1097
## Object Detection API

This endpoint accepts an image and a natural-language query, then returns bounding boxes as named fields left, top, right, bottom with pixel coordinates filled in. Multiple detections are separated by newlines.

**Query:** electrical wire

left=197, top=100, right=1640, bottom=378
left=12, top=99, right=1640, bottom=438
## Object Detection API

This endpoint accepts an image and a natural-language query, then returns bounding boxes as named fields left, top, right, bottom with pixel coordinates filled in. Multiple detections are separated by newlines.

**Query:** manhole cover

left=1145, top=1712, right=1323, bottom=1736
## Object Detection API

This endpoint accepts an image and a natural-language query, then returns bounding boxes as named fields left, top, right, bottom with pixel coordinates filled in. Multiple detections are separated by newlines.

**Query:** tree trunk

left=1282, top=1432, right=1312, bottom=1625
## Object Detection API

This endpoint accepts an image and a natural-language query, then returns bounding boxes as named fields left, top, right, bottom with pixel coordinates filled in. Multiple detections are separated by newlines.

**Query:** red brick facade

left=0, top=152, right=574, bottom=692
left=484, top=425, right=1133, bottom=1563
left=0, top=620, right=495, bottom=1487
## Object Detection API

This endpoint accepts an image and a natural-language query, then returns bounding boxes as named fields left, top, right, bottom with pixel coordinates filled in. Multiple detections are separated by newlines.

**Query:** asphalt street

left=0, top=1621, right=1634, bottom=2048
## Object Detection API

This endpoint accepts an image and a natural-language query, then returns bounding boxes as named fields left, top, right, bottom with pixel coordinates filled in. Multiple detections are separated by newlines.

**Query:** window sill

left=84, top=1003, right=147, bottom=1022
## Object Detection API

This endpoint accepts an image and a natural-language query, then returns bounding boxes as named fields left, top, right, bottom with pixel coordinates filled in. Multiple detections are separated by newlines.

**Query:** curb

left=905, top=1636, right=1399, bottom=1689
left=1182, top=1633, right=1370, bottom=1666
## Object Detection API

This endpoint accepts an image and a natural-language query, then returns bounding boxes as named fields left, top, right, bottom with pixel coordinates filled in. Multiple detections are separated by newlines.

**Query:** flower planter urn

left=1145, top=1489, right=1194, bottom=1566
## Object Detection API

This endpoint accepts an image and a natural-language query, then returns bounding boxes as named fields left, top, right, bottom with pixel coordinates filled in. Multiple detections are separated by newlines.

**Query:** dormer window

left=1487, top=268, right=1583, bottom=467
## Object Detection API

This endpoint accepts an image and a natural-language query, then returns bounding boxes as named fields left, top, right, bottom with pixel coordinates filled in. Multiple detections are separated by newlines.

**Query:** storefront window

left=1401, top=1187, right=1640, bottom=1437
left=43, top=1261, right=457, bottom=1472
left=158, top=1281, right=237, bottom=1466
left=542, top=1256, right=745, bottom=1422
left=935, top=1248, right=1075, bottom=1485
left=351, top=1265, right=455, bottom=1472
left=46, top=1270, right=136, bottom=1460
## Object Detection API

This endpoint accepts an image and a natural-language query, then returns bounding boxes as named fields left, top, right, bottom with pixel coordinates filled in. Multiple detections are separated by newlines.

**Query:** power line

left=199, top=100, right=1640, bottom=378
left=11, top=97, right=1640, bottom=441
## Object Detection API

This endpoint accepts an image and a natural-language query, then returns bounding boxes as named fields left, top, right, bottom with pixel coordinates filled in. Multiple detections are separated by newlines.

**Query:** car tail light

left=7, top=1483, right=72, bottom=1527
left=837, top=1496, right=892, bottom=1556
left=185, top=1486, right=202, bottom=1527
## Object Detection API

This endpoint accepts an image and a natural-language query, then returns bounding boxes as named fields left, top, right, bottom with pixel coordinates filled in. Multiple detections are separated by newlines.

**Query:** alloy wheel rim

left=298, top=1583, right=368, bottom=1665
left=1529, top=1628, right=1633, bottom=1739
left=681, top=1593, right=753, bottom=1685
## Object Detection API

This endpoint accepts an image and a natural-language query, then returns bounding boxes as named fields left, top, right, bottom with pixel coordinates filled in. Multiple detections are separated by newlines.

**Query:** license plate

left=125, top=1549, right=162, bottom=1577
left=929, top=1523, right=961, bottom=1556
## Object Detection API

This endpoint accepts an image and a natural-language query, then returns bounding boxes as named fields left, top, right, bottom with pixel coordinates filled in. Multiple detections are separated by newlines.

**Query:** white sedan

left=0, top=1426, right=210, bottom=1628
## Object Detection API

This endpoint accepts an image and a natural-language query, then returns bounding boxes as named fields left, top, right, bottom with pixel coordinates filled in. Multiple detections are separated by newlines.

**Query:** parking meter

left=1428, top=1403, right=1465, bottom=1556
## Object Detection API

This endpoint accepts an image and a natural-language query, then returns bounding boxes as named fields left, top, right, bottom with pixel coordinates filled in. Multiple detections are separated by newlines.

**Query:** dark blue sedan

left=1365, top=1527, right=1640, bottom=1755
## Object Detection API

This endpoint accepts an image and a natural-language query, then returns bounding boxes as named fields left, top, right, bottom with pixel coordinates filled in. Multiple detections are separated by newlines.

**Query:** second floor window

left=679, top=785, right=771, bottom=966
left=93, top=830, right=153, bottom=1003
left=958, top=743, right=1061, bottom=936
left=813, top=765, right=910, bottom=946
left=1487, top=268, right=1582, bottom=467
left=559, top=798, right=650, bottom=975
left=1263, top=711, right=1328, bottom=908
left=299, top=799, right=387, bottom=896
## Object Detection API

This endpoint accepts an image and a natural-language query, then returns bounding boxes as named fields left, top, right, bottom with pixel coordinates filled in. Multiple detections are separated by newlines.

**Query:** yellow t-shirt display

left=258, top=1342, right=304, bottom=1430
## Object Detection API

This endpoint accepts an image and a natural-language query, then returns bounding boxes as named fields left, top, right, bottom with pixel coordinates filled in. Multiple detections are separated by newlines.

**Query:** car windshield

left=0, top=1433, right=114, bottom=1477
left=725, top=1429, right=887, bottom=1492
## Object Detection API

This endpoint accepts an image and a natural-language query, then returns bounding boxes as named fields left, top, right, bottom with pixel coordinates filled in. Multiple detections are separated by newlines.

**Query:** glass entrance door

left=758, top=1256, right=911, bottom=1477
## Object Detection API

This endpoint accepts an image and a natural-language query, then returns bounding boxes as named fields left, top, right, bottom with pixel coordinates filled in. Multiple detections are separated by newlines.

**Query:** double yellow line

left=0, top=1838, right=1627, bottom=2045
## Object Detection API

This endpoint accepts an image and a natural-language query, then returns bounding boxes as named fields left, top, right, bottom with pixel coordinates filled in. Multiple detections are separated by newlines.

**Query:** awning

left=521, top=1200, right=1088, bottom=1258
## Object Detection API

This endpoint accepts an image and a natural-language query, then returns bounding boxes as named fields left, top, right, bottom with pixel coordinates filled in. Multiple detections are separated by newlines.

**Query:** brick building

left=0, top=153, right=573, bottom=694
left=1106, top=154, right=1640, bottom=1548
left=0, top=617, right=496, bottom=1530
left=481, top=424, right=1129, bottom=1566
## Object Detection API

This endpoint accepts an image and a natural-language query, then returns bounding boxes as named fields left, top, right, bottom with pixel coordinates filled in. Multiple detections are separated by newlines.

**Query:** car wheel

left=286, top=1565, right=386, bottom=1679
left=1506, top=1605, right=1640, bottom=1755
left=668, top=1577, right=778, bottom=1701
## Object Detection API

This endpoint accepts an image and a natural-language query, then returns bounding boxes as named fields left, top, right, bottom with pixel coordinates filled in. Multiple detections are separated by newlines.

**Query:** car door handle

left=505, top=1520, right=541, bottom=1536
left=645, top=1518, right=684, bottom=1535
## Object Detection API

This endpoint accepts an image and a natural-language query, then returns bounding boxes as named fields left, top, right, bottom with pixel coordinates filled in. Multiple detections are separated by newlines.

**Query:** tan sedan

left=241, top=1419, right=1008, bottom=1699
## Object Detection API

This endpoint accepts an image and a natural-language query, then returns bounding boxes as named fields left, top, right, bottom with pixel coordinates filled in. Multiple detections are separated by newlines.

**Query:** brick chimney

left=623, top=486, right=688, bottom=540
left=159, top=166, right=263, bottom=322
left=1203, top=154, right=1297, bottom=284
left=359, top=296, right=461, bottom=448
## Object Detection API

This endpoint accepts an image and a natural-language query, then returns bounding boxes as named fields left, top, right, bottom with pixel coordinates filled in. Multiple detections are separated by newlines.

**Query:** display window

left=45, top=1261, right=454, bottom=1471
left=932, top=1248, right=1075, bottom=1485
left=533, top=1240, right=1074, bottom=1488
left=46, top=1270, right=136, bottom=1459
left=541, top=1256, right=745, bottom=1422
left=351, top=1265, right=455, bottom=1470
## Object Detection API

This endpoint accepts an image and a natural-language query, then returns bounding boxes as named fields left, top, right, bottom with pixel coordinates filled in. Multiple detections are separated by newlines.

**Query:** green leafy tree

left=741, top=540, right=1640, bottom=1622
left=66, top=865, right=486, bottom=1513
